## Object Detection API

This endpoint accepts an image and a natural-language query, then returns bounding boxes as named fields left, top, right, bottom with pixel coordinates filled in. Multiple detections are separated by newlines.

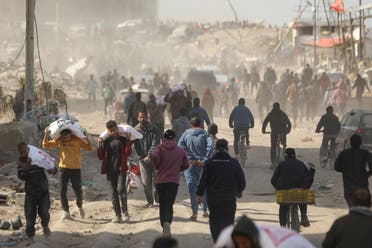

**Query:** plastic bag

left=48, top=118, right=86, bottom=140
left=28, top=145, right=55, bottom=170
left=99, top=124, right=143, bottom=141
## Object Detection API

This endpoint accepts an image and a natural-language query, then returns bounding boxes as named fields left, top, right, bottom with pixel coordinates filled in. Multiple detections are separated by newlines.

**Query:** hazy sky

left=159, top=0, right=366, bottom=25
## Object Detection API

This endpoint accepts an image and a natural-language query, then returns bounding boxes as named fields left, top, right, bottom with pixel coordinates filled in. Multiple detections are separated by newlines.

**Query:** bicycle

left=276, top=189, right=315, bottom=232
left=264, top=132, right=286, bottom=169
left=320, top=134, right=336, bottom=168
left=238, top=130, right=248, bottom=168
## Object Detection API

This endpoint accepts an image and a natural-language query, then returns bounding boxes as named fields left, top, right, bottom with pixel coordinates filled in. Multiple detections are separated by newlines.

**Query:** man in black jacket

left=334, top=134, right=372, bottom=207
left=271, top=148, right=315, bottom=227
left=262, top=102, right=292, bottom=169
left=17, top=142, right=57, bottom=242
left=322, top=188, right=372, bottom=248
left=196, top=139, right=246, bottom=243
left=315, top=106, right=340, bottom=167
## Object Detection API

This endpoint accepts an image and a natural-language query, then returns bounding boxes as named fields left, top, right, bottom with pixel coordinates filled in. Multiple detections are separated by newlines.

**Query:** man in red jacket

left=97, top=120, right=132, bottom=223
left=151, top=129, right=190, bottom=237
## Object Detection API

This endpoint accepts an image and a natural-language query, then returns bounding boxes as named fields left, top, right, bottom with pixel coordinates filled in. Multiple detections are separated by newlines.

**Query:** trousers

left=108, top=172, right=128, bottom=216
left=60, top=168, right=83, bottom=212
left=25, top=192, right=50, bottom=237
left=156, top=183, right=178, bottom=226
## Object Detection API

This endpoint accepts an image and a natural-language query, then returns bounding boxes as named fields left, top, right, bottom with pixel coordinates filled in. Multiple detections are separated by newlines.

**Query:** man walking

left=43, top=128, right=94, bottom=220
left=352, top=74, right=370, bottom=106
left=151, top=130, right=190, bottom=237
left=97, top=120, right=132, bottom=223
left=86, top=74, right=97, bottom=107
left=178, top=117, right=212, bottom=220
left=173, top=108, right=190, bottom=141
left=334, top=134, right=372, bottom=207
left=197, top=139, right=246, bottom=242
left=127, top=92, right=147, bottom=127
left=134, top=112, right=160, bottom=208
left=190, top=97, right=211, bottom=129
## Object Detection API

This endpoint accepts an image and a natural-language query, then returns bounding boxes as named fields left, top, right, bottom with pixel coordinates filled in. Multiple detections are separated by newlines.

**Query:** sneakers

left=143, top=203, right=154, bottom=208
left=26, top=237, right=34, bottom=246
left=202, top=212, right=209, bottom=218
left=189, top=215, right=197, bottom=221
left=62, top=211, right=71, bottom=220
left=43, top=226, right=51, bottom=238
left=79, top=207, right=85, bottom=219
left=112, top=216, right=123, bottom=223
left=162, top=222, right=171, bottom=237
left=301, top=216, right=310, bottom=227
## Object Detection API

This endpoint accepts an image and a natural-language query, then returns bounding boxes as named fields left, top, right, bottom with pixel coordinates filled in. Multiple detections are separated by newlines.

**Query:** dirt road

left=1, top=100, right=371, bottom=248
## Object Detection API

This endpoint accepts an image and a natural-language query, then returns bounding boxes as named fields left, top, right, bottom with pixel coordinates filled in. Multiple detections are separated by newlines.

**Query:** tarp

left=304, top=37, right=343, bottom=48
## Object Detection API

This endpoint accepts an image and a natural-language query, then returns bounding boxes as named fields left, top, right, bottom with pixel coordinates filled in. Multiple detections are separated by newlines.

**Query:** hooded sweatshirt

left=151, top=139, right=190, bottom=184
left=178, top=127, right=211, bottom=163
left=322, top=207, right=372, bottom=248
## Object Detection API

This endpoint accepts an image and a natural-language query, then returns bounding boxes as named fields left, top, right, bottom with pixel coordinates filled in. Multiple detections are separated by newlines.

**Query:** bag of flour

left=99, top=124, right=143, bottom=141
left=48, top=118, right=86, bottom=140
left=27, top=145, right=55, bottom=170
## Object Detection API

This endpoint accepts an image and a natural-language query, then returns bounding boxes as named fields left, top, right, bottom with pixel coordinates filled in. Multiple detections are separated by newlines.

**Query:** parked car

left=167, top=25, right=192, bottom=43
left=336, top=109, right=372, bottom=152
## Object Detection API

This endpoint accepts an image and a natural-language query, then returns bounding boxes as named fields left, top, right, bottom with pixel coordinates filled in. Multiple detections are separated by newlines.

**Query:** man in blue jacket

left=189, top=97, right=211, bottom=129
left=178, top=117, right=213, bottom=220
left=229, top=98, right=255, bottom=156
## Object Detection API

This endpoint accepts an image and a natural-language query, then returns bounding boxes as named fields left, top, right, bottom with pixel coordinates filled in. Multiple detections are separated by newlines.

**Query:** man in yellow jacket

left=43, top=128, right=93, bottom=220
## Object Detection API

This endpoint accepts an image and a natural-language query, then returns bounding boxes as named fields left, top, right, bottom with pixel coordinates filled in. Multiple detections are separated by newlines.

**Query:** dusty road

left=1, top=99, right=372, bottom=248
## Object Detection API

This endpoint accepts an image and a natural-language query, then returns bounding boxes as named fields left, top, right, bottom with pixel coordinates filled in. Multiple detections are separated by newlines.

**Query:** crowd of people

left=14, top=63, right=372, bottom=248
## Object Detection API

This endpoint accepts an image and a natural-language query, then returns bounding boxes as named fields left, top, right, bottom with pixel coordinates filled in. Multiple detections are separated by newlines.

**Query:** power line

left=7, top=39, right=26, bottom=68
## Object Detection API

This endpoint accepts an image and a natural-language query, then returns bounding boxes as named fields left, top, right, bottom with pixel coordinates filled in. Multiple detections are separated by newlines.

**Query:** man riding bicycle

left=271, top=148, right=315, bottom=228
left=262, top=102, right=291, bottom=169
left=229, top=98, right=255, bottom=157
left=315, top=106, right=340, bottom=167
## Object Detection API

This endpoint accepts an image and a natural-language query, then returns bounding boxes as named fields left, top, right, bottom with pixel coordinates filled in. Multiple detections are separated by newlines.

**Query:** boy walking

left=97, top=120, right=132, bottom=223
left=17, top=142, right=57, bottom=242
left=42, top=128, right=93, bottom=220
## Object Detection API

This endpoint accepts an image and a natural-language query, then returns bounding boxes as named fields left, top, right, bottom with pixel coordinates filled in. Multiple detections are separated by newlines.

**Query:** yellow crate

left=276, top=189, right=315, bottom=204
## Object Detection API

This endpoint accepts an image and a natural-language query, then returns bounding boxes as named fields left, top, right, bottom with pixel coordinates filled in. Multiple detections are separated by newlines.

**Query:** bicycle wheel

left=286, top=205, right=291, bottom=229
left=290, top=205, right=300, bottom=232
left=275, top=143, right=281, bottom=166
left=328, top=141, right=336, bottom=167
left=239, top=140, right=246, bottom=168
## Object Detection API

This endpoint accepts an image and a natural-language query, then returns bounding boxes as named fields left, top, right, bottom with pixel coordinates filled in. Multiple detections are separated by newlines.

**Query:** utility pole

left=25, top=0, right=35, bottom=113
left=359, top=0, right=363, bottom=60
left=56, top=0, right=60, bottom=49
left=313, top=0, right=317, bottom=71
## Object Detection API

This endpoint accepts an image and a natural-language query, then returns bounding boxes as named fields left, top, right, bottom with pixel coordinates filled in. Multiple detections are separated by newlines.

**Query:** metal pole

left=313, top=0, right=317, bottom=70
left=25, top=0, right=35, bottom=113
left=359, top=0, right=363, bottom=60
left=349, top=13, right=355, bottom=69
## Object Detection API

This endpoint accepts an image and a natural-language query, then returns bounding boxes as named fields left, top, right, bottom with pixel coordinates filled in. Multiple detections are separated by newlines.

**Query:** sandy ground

left=1, top=96, right=372, bottom=248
